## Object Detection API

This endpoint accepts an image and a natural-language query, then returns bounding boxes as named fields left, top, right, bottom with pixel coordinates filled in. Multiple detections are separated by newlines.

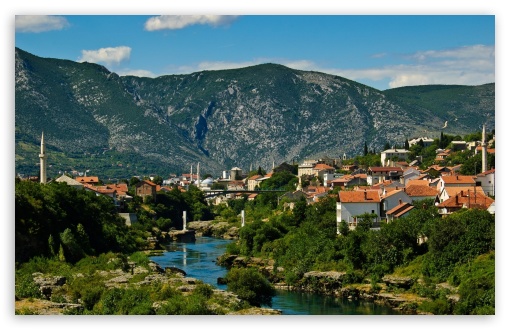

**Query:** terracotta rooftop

left=441, top=175, right=476, bottom=184
left=405, top=185, right=438, bottom=197
left=314, top=163, right=335, bottom=170
left=406, top=179, right=430, bottom=187
left=437, top=190, right=494, bottom=210
left=75, top=176, right=99, bottom=183
left=339, top=190, right=381, bottom=203
left=386, top=202, right=415, bottom=218
left=369, top=167, right=403, bottom=172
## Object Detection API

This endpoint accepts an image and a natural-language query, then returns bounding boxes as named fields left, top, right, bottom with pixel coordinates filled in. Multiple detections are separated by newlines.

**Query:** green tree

left=226, top=267, right=276, bottom=307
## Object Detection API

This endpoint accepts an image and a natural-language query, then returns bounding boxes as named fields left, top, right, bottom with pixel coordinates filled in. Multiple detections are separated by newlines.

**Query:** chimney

left=364, top=191, right=367, bottom=200
left=399, top=199, right=402, bottom=205
left=455, top=195, right=459, bottom=204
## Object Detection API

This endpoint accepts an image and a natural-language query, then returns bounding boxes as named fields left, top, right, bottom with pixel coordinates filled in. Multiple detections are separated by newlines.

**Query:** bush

left=226, top=267, right=276, bottom=307
left=15, top=273, right=42, bottom=299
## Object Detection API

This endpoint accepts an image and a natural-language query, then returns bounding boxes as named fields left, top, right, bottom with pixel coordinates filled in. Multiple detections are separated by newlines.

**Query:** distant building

left=380, top=149, right=409, bottom=167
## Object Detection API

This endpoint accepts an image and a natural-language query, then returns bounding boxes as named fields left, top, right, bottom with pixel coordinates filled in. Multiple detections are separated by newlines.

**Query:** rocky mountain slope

left=15, top=47, right=495, bottom=178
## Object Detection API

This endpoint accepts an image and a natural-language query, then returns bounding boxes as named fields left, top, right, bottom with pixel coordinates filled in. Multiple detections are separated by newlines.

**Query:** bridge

left=203, top=189, right=286, bottom=198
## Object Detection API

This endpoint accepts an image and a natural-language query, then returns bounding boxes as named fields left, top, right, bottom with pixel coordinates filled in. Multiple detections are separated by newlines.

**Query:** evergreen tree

left=363, top=141, right=368, bottom=156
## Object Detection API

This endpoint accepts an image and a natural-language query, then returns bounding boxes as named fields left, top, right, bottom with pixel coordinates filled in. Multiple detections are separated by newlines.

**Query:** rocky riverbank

left=187, top=220, right=239, bottom=240
left=15, top=255, right=280, bottom=315
left=216, top=254, right=453, bottom=314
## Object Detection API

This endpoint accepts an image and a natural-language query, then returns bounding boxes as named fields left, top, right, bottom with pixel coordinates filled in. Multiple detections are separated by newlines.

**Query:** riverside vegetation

left=15, top=132, right=495, bottom=315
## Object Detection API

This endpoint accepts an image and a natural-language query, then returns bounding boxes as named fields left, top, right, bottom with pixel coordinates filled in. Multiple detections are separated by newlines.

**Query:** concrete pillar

left=241, top=210, right=245, bottom=227
left=183, top=211, right=187, bottom=231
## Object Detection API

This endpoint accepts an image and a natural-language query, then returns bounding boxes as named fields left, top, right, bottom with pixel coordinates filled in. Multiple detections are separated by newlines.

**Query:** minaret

left=481, top=124, right=487, bottom=173
left=39, top=132, right=47, bottom=183
left=197, top=162, right=200, bottom=187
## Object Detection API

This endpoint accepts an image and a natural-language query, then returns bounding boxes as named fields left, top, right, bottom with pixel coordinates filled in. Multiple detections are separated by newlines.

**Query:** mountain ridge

left=15, top=47, right=495, bottom=178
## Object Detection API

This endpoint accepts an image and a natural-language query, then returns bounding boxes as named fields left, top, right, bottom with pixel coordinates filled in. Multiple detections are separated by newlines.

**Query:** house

left=247, top=174, right=263, bottom=190
left=434, top=151, right=450, bottom=164
left=437, top=175, right=476, bottom=192
left=400, top=168, right=422, bottom=186
left=83, top=184, right=118, bottom=205
left=380, top=149, right=409, bottom=166
left=298, top=160, right=317, bottom=177
left=386, top=201, right=415, bottom=222
left=341, top=164, right=357, bottom=172
left=436, top=190, right=494, bottom=216
left=409, top=137, right=434, bottom=147
left=312, top=163, right=335, bottom=178
left=336, top=190, right=381, bottom=233
left=135, top=180, right=158, bottom=200
left=330, top=174, right=367, bottom=188
left=405, top=184, right=438, bottom=202
left=381, top=188, right=412, bottom=217
left=367, top=167, right=404, bottom=186
left=475, top=169, right=495, bottom=197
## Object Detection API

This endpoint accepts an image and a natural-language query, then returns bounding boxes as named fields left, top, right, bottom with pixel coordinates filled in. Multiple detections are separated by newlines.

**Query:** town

left=27, top=124, right=495, bottom=236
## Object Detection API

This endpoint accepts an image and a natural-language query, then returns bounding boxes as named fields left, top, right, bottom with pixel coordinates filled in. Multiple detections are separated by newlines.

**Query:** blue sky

left=14, top=11, right=495, bottom=91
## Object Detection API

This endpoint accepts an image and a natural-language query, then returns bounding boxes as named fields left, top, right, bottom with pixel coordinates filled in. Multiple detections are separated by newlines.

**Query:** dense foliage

left=15, top=180, right=139, bottom=264
left=228, top=189, right=495, bottom=314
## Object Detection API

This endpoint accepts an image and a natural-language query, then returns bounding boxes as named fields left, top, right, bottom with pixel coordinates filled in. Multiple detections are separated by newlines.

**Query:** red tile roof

left=437, top=190, right=494, bottom=209
left=405, top=185, right=438, bottom=197
left=406, top=179, right=430, bottom=187
left=369, top=167, right=403, bottom=172
left=441, top=175, right=476, bottom=184
left=76, top=176, right=99, bottom=183
left=314, top=163, right=335, bottom=170
left=339, top=190, right=381, bottom=203
left=386, top=202, right=415, bottom=217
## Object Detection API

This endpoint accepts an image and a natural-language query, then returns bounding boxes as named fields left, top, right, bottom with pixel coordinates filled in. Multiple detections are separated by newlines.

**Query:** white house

left=336, top=190, right=381, bottom=233
left=475, top=169, right=495, bottom=197
left=380, top=149, right=409, bottom=166
left=381, top=188, right=413, bottom=216
left=367, top=167, right=404, bottom=186
left=409, top=137, right=434, bottom=147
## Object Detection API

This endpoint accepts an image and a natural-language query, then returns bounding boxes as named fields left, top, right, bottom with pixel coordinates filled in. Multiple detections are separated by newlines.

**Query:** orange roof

left=437, top=191, right=494, bottom=209
left=405, top=185, right=438, bottom=197
left=314, top=163, right=335, bottom=170
left=406, top=179, right=430, bottom=187
left=369, top=167, right=403, bottom=172
left=441, top=175, right=476, bottom=184
left=248, top=175, right=263, bottom=180
left=106, top=183, right=128, bottom=192
left=386, top=202, right=415, bottom=217
left=76, top=176, right=99, bottom=183
left=339, top=190, right=381, bottom=203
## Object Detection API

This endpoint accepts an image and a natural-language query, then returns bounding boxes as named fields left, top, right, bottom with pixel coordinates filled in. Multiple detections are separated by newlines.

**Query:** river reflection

left=150, top=236, right=402, bottom=315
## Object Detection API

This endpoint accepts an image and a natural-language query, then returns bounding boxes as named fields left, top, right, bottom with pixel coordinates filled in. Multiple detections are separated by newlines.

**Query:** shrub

left=226, top=267, right=276, bottom=307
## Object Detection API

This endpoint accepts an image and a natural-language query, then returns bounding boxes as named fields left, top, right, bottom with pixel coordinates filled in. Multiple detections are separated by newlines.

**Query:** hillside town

left=26, top=125, right=496, bottom=236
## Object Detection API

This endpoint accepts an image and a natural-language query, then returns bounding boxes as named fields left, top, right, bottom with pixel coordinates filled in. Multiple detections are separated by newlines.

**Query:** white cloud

left=144, top=15, right=239, bottom=31
left=78, top=46, right=131, bottom=66
left=326, top=45, right=495, bottom=89
left=117, top=69, right=157, bottom=78
left=15, top=15, right=69, bottom=33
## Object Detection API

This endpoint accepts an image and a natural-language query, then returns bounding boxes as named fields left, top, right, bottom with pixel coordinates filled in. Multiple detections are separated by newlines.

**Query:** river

left=149, top=236, right=402, bottom=315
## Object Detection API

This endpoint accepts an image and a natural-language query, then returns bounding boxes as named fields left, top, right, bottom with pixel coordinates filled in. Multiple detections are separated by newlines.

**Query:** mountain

left=14, top=47, right=495, bottom=179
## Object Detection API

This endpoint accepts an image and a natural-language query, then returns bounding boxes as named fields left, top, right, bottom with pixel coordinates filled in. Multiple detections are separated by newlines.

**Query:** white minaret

left=39, top=132, right=47, bottom=183
left=197, top=162, right=200, bottom=187
left=481, top=124, right=487, bottom=173
left=190, top=165, right=193, bottom=184
left=182, top=211, right=187, bottom=231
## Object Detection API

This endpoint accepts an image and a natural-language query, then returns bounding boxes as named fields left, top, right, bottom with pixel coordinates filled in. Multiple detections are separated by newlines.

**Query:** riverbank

left=14, top=251, right=281, bottom=315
